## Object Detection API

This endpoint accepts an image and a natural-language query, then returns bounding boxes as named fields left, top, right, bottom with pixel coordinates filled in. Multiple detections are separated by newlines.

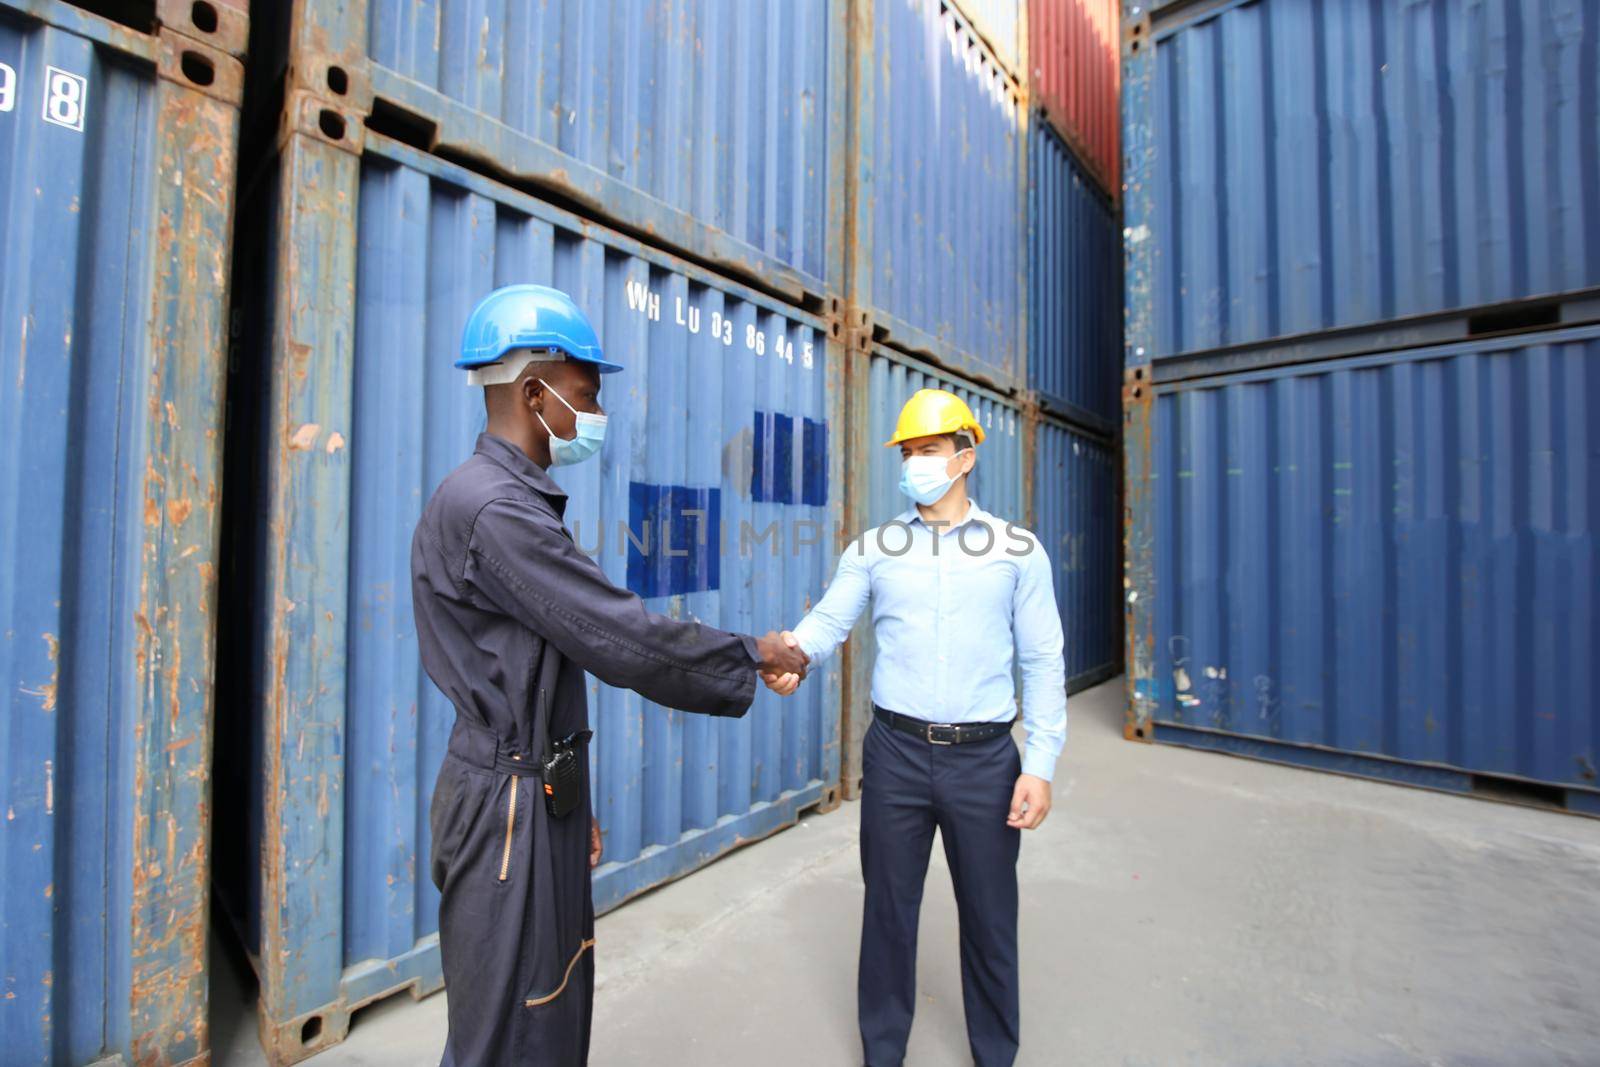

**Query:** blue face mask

left=537, top=379, right=607, bottom=467
left=898, top=451, right=970, bottom=506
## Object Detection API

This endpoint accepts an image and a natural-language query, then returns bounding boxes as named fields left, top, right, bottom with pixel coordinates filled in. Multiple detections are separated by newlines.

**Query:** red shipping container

left=1028, top=0, right=1120, bottom=196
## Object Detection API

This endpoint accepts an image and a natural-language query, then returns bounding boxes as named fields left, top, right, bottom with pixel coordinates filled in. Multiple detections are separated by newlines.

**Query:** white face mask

left=898, top=450, right=970, bottom=506
left=537, top=379, right=607, bottom=467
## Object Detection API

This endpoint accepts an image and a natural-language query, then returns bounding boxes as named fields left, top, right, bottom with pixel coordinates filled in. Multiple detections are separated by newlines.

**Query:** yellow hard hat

left=884, top=388, right=986, bottom=447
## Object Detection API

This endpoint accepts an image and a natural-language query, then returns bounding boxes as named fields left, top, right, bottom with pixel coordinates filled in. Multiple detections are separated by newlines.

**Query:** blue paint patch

left=751, top=411, right=795, bottom=504
left=752, top=410, right=828, bottom=505
left=801, top=418, right=829, bottom=506
left=626, top=483, right=722, bottom=598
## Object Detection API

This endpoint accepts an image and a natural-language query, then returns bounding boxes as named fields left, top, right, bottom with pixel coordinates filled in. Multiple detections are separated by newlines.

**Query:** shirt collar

left=475, top=432, right=570, bottom=515
left=902, top=499, right=986, bottom=534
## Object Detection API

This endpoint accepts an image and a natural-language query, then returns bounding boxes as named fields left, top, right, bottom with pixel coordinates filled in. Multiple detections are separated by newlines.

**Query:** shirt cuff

left=1021, top=747, right=1058, bottom=782
left=790, top=623, right=828, bottom=665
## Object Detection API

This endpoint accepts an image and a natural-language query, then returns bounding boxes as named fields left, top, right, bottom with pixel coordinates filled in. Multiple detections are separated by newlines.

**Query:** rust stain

left=1122, top=364, right=1155, bottom=743
left=165, top=736, right=196, bottom=754
left=22, top=633, right=60, bottom=712
left=166, top=600, right=183, bottom=730
left=325, top=430, right=346, bottom=453
left=168, top=497, right=194, bottom=527
left=197, top=562, right=215, bottom=615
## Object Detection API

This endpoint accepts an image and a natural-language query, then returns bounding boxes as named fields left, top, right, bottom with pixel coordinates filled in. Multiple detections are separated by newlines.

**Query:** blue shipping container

left=215, top=127, right=842, bottom=1061
left=1123, top=0, right=1600, bottom=365
left=838, top=345, right=1026, bottom=792
left=1029, top=112, right=1121, bottom=429
left=1125, top=325, right=1600, bottom=811
left=0, top=2, right=244, bottom=1063
left=1032, top=417, right=1119, bottom=691
left=315, top=0, right=844, bottom=304
left=852, top=0, right=1027, bottom=389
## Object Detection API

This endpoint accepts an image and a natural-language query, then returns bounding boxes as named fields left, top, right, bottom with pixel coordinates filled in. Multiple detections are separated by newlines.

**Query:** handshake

left=754, top=630, right=809, bottom=697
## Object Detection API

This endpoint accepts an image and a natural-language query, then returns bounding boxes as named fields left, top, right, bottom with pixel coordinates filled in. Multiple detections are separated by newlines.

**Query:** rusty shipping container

left=1121, top=0, right=1600, bottom=813
left=1124, top=326, right=1600, bottom=814
left=1028, top=0, right=1119, bottom=194
left=246, top=0, right=845, bottom=308
left=1123, top=0, right=1600, bottom=372
left=848, top=0, right=1028, bottom=391
left=0, top=1, right=246, bottom=1063
left=212, top=111, right=844, bottom=1059
left=837, top=344, right=1027, bottom=796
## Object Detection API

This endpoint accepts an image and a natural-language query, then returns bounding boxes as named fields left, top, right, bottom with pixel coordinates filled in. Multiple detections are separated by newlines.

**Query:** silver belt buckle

left=927, top=723, right=958, bottom=745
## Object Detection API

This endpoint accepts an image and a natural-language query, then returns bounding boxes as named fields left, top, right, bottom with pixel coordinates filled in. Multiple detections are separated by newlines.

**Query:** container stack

left=1026, top=93, right=1122, bottom=698
left=1122, top=0, right=1600, bottom=812
left=1, top=0, right=1127, bottom=1061
left=1024, top=0, right=1124, bottom=695
left=0, top=2, right=247, bottom=1063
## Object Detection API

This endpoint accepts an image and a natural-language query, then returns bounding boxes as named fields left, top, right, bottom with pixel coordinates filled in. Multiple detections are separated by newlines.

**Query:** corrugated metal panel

left=1029, top=113, right=1121, bottom=428
left=0, top=3, right=242, bottom=1063
left=1127, top=326, right=1600, bottom=803
left=1028, top=0, right=1119, bottom=193
left=1129, top=0, right=1600, bottom=364
left=355, top=0, right=842, bottom=302
left=853, top=0, right=1027, bottom=390
left=840, top=345, right=1026, bottom=793
left=1032, top=418, right=1119, bottom=690
left=215, top=128, right=842, bottom=1060
left=954, top=0, right=1023, bottom=74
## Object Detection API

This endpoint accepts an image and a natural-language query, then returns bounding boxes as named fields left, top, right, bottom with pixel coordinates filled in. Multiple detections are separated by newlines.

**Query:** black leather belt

left=873, top=705, right=1016, bottom=746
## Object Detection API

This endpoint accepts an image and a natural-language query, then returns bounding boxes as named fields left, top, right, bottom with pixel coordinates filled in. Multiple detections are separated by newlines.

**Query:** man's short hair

left=953, top=430, right=976, bottom=453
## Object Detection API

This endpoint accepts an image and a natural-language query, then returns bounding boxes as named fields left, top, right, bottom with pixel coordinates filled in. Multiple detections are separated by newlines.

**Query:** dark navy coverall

left=411, top=433, right=760, bottom=1066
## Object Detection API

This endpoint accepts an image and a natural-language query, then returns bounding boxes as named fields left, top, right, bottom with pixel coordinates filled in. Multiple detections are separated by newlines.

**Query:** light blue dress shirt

left=791, top=501, right=1068, bottom=781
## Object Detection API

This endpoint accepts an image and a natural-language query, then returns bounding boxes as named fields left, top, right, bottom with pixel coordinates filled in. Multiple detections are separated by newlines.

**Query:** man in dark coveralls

left=411, top=284, right=810, bottom=1066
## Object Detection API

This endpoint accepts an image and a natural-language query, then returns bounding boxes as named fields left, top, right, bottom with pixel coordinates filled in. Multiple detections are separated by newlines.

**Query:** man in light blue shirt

left=763, top=389, right=1066, bottom=1067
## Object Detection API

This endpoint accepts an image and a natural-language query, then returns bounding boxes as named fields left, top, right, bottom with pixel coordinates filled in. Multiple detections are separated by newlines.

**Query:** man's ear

left=522, top=374, right=544, bottom=410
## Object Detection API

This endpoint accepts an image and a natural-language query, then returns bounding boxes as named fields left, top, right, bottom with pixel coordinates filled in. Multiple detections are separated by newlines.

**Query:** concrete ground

left=213, top=678, right=1600, bottom=1066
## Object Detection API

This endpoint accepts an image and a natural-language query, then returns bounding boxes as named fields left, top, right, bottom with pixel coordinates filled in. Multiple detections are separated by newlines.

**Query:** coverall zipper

left=499, top=773, right=518, bottom=881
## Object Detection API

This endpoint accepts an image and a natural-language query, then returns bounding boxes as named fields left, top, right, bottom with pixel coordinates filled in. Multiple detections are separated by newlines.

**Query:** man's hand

left=756, top=630, right=809, bottom=683
left=590, top=818, right=603, bottom=869
left=759, top=631, right=806, bottom=696
left=1007, top=774, right=1052, bottom=830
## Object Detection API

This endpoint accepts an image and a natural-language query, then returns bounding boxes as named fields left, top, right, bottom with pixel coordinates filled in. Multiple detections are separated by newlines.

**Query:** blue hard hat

left=456, top=284, right=623, bottom=373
